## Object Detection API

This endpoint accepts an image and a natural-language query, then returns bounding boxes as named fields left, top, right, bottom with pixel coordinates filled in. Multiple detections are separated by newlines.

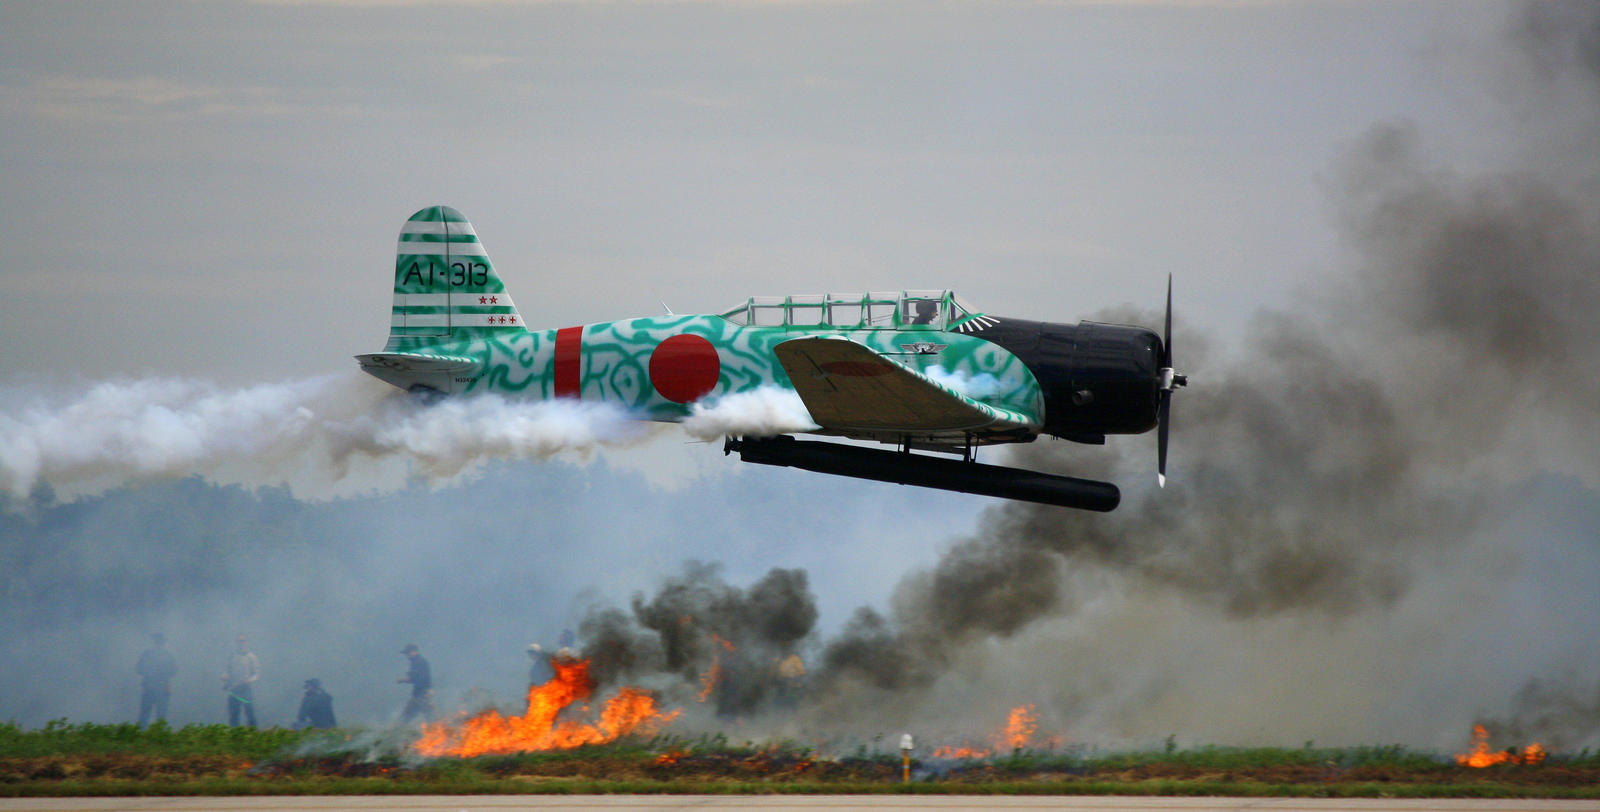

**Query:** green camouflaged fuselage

left=392, top=315, right=1044, bottom=423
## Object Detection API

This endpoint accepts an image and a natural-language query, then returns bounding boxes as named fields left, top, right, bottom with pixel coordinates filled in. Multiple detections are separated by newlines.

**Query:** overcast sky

left=1, top=0, right=1516, bottom=386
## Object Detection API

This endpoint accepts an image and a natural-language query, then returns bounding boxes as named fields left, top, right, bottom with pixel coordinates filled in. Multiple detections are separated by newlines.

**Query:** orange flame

left=1454, top=724, right=1547, bottom=768
left=414, top=657, right=681, bottom=758
left=1003, top=704, right=1038, bottom=750
left=694, top=633, right=737, bottom=703
left=697, top=657, right=723, bottom=703
left=932, top=745, right=990, bottom=759
left=931, top=704, right=1040, bottom=759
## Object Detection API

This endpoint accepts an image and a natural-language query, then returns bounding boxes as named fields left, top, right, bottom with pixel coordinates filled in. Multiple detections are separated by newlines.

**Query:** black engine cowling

left=975, top=317, right=1163, bottom=439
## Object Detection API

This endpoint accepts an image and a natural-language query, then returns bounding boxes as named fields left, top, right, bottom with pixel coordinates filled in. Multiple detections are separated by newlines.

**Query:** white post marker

left=899, top=733, right=915, bottom=783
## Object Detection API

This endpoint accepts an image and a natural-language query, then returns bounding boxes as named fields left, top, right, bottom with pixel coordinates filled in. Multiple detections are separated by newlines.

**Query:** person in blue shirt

left=135, top=632, right=178, bottom=726
left=296, top=678, right=336, bottom=729
left=398, top=643, right=433, bottom=722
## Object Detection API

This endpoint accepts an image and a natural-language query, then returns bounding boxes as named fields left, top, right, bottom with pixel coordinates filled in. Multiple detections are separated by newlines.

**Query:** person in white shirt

left=221, top=634, right=260, bottom=727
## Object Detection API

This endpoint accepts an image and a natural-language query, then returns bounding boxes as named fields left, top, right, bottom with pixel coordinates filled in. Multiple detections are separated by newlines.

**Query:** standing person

left=135, top=632, right=178, bottom=726
left=526, top=643, right=553, bottom=687
left=296, top=678, right=337, bottom=730
left=221, top=635, right=260, bottom=727
left=398, top=643, right=433, bottom=723
left=774, top=652, right=806, bottom=710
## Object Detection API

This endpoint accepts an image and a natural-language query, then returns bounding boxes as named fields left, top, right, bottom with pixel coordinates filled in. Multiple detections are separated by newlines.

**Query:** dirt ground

left=6, top=749, right=1595, bottom=791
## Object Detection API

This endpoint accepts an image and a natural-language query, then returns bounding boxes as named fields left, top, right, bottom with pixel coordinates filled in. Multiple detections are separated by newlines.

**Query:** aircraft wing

left=773, top=336, right=1039, bottom=441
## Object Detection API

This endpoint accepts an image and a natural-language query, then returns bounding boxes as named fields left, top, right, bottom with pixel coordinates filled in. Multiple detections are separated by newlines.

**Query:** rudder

left=385, top=205, right=525, bottom=352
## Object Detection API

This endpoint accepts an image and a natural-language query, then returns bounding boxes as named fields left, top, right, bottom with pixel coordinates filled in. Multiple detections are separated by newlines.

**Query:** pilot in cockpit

left=908, top=299, right=938, bottom=325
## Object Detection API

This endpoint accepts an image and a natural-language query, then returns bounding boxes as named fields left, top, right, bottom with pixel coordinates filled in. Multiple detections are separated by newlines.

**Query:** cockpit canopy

left=718, top=290, right=983, bottom=330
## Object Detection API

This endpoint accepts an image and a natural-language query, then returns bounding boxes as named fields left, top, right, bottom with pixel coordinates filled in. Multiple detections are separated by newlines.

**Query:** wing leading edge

left=773, top=336, right=1040, bottom=446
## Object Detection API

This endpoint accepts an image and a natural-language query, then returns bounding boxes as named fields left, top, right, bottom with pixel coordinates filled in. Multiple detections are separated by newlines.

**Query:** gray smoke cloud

left=790, top=1, right=1600, bottom=749
left=563, top=0, right=1600, bottom=749
left=0, top=454, right=920, bottom=733
left=1512, top=2, right=1600, bottom=98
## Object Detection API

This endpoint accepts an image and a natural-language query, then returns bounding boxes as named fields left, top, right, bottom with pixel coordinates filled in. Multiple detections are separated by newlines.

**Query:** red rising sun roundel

left=648, top=334, right=721, bottom=404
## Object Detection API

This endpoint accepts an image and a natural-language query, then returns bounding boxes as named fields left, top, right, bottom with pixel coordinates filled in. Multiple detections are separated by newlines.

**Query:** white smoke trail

left=0, top=373, right=655, bottom=501
left=0, top=376, right=328, bottom=499
left=348, top=388, right=652, bottom=480
left=679, top=386, right=819, bottom=441
left=924, top=366, right=1005, bottom=400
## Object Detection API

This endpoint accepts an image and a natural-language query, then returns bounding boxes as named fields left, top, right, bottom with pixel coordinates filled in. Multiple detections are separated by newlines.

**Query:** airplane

left=357, top=205, right=1187, bottom=512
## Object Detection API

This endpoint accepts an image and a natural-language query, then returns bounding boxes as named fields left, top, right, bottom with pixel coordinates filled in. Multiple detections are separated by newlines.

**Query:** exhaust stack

left=725, top=436, right=1120, bottom=512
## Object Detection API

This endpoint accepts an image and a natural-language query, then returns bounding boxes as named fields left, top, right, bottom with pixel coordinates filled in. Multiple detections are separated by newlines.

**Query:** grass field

left=3, top=721, right=1598, bottom=798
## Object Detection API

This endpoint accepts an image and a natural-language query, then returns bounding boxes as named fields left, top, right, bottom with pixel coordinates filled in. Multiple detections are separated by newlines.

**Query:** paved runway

left=2, top=798, right=1597, bottom=812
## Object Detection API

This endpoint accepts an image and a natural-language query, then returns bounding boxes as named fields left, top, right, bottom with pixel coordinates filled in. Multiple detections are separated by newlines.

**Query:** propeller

left=1157, top=274, right=1187, bottom=487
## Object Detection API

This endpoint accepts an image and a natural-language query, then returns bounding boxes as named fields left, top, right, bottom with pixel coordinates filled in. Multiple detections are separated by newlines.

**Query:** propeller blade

left=1158, top=274, right=1174, bottom=487
left=1157, top=389, right=1171, bottom=488
left=1162, top=274, right=1173, bottom=368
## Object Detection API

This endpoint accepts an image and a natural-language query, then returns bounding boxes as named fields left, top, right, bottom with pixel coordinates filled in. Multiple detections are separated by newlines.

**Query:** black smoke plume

left=588, top=2, right=1600, bottom=748
left=581, top=563, right=817, bottom=717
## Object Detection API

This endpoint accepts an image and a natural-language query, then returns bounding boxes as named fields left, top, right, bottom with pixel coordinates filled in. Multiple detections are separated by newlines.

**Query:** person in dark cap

left=135, top=632, right=177, bottom=726
left=397, top=643, right=433, bottom=722
left=296, top=678, right=336, bottom=729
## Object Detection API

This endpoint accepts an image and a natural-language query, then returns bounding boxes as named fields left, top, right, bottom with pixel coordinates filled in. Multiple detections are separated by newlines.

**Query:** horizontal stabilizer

left=773, top=336, right=1037, bottom=436
left=356, top=352, right=476, bottom=372
left=355, top=352, right=477, bottom=394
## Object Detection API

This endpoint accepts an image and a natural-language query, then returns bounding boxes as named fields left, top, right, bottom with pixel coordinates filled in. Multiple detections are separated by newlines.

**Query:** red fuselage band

left=554, top=326, right=583, bottom=398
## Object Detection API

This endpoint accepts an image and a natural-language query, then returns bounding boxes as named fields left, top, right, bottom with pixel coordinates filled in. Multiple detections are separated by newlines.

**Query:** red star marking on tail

left=479, top=296, right=488, bottom=304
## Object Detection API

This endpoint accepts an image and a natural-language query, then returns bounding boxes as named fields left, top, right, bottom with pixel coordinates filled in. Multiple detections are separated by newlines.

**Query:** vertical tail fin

left=385, top=205, right=525, bottom=352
